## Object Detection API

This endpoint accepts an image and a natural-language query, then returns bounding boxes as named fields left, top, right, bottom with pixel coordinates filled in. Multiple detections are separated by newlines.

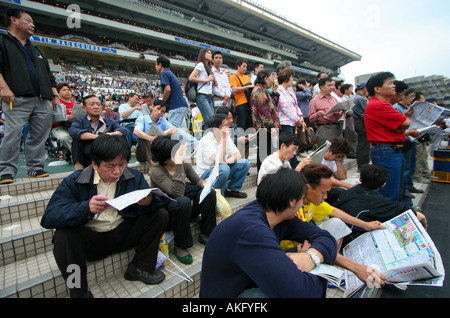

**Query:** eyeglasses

left=103, top=161, right=128, bottom=169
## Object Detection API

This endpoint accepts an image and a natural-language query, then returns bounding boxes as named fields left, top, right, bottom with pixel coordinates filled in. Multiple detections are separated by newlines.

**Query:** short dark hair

left=216, top=106, right=232, bottom=116
left=153, top=99, right=169, bottom=111
left=279, top=132, right=300, bottom=149
left=128, top=93, right=139, bottom=100
left=413, top=92, right=425, bottom=103
left=5, top=8, right=30, bottom=28
left=56, top=82, right=71, bottom=93
left=254, top=69, right=273, bottom=86
left=404, top=88, right=415, bottom=96
left=318, top=77, right=334, bottom=88
left=90, top=134, right=131, bottom=166
left=235, top=59, right=248, bottom=68
left=254, top=62, right=264, bottom=69
left=143, top=92, right=154, bottom=99
left=296, top=78, right=307, bottom=91
left=317, top=72, right=327, bottom=80
left=301, top=163, right=333, bottom=189
left=366, top=72, right=395, bottom=96
left=360, top=165, right=389, bottom=190
left=206, top=113, right=228, bottom=129
left=394, top=80, right=408, bottom=95
left=82, top=94, right=98, bottom=106
left=257, top=168, right=307, bottom=214
left=277, top=69, right=295, bottom=85
left=328, top=137, right=351, bottom=156
left=150, top=135, right=180, bottom=165
left=156, top=55, right=171, bottom=68
left=334, top=80, right=343, bottom=89
left=339, top=84, right=353, bottom=95
left=212, top=51, right=223, bottom=59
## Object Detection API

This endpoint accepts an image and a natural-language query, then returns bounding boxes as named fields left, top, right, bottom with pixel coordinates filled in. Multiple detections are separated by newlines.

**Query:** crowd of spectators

left=1, top=8, right=449, bottom=299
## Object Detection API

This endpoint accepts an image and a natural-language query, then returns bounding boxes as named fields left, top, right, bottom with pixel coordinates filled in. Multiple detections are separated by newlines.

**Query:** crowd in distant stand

left=1, top=8, right=450, bottom=299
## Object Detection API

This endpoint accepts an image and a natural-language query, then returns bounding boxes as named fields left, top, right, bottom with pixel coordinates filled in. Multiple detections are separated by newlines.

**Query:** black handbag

left=295, top=125, right=317, bottom=147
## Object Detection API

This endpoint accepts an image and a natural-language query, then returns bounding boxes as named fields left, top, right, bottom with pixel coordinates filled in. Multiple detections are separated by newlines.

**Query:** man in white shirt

left=257, top=132, right=313, bottom=185
left=313, top=72, right=327, bottom=97
left=195, top=114, right=250, bottom=198
left=321, top=137, right=355, bottom=205
left=250, top=62, right=264, bottom=84
left=212, top=51, right=233, bottom=108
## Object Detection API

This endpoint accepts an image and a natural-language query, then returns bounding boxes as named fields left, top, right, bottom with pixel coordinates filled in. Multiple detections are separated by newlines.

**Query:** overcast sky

left=254, top=0, right=450, bottom=83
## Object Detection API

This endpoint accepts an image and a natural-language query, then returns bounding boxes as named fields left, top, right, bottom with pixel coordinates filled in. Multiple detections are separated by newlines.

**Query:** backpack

left=185, top=80, right=207, bottom=102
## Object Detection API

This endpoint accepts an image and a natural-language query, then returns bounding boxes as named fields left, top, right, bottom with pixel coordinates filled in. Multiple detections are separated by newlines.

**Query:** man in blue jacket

left=69, top=95, right=127, bottom=170
left=41, top=134, right=169, bottom=298
left=200, top=168, right=338, bottom=298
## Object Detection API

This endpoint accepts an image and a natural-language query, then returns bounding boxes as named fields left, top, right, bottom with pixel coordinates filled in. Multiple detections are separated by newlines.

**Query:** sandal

left=174, top=247, right=193, bottom=264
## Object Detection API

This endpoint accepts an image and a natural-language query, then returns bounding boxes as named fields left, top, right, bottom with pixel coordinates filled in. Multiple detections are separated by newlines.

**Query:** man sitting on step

left=41, top=134, right=169, bottom=298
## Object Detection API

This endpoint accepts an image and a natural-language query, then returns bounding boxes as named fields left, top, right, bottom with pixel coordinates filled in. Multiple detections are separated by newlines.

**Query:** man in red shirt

left=364, top=72, right=410, bottom=201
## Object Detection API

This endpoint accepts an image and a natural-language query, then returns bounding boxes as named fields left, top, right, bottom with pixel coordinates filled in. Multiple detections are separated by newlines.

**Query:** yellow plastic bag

left=214, top=188, right=231, bottom=218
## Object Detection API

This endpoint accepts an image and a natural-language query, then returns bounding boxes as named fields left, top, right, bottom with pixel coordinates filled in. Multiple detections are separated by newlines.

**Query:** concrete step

left=0, top=170, right=257, bottom=264
left=0, top=157, right=359, bottom=298
left=0, top=183, right=256, bottom=298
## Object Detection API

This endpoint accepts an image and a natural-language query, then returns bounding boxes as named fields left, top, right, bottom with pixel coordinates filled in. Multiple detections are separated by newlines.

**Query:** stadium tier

left=1, top=0, right=361, bottom=81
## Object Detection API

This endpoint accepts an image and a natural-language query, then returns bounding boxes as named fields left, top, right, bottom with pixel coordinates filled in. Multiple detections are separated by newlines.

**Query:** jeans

left=403, top=143, right=416, bottom=190
left=201, top=159, right=251, bottom=195
left=168, top=106, right=190, bottom=129
left=370, top=145, right=403, bottom=201
left=196, top=94, right=214, bottom=127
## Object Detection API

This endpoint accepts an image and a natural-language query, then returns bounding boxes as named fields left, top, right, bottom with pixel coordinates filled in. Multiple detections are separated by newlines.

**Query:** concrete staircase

left=0, top=155, right=369, bottom=298
left=0, top=160, right=258, bottom=298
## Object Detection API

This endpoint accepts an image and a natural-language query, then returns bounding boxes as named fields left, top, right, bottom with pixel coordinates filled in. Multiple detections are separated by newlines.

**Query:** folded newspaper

left=106, top=188, right=174, bottom=211
left=326, top=99, right=355, bottom=115
left=307, top=140, right=331, bottom=164
left=309, top=264, right=345, bottom=288
left=146, top=124, right=166, bottom=136
left=342, top=210, right=445, bottom=298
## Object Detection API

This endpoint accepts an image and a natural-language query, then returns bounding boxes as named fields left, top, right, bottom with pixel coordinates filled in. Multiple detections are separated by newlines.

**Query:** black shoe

left=409, top=187, right=424, bottom=194
left=27, top=170, right=49, bottom=178
left=0, top=174, right=14, bottom=185
left=224, top=189, right=248, bottom=198
left=124, top=263, right=165, bottom=285
left=404, top=190, right=415, bottom=199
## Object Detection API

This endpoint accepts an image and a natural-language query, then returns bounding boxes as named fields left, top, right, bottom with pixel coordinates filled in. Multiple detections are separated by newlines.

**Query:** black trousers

left=235, top=103, right=253, bottom=131
left=53, top=208, right=169, bottom=298
left=166, top=183, right=217, bottom=249
left=354, top=118, right=371, bottom=168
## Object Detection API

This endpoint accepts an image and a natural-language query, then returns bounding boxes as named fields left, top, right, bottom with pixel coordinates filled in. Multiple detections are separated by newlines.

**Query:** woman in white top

left=189, top=48, right=215, bottom=125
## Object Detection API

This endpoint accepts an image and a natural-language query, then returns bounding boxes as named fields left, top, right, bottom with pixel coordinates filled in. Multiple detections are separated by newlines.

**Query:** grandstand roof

left=148, top=0, right=361, bottom=70
left=1, top=0, right=361, bottom=80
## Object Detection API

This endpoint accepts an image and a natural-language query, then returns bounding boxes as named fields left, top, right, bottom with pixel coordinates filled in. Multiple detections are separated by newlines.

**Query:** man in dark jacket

left=200, top=168, right=338, bottom=298
left=69, top=95, right=127, bottom=170
left=41, top=134, right=169, bottom=298
left=0, top=8, right=60, bottom=184
left=334, top=164, right=427, bottom=247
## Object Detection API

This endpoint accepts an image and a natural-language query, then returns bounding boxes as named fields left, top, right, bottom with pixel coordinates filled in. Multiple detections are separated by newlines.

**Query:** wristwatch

left=306, top=250, right=321, bottom=267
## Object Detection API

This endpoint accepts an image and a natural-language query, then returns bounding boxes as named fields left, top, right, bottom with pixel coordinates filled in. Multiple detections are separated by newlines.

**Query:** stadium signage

left=30, top=35, right=118, bottom=54
left=174, top=37, right=230, bottom=54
